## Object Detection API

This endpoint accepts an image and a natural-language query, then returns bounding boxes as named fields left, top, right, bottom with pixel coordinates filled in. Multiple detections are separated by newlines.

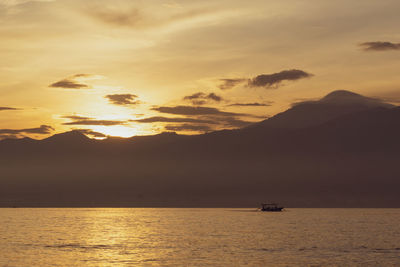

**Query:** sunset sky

left=1, top=0, right=400, bottom=139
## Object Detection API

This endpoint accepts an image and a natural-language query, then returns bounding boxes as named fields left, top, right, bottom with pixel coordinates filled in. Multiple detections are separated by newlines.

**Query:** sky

left=1, top=0, right=400, bottom=139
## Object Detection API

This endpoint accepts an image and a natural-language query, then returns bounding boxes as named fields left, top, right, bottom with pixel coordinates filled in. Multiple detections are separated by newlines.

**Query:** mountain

left=43, top=130, right=91, bottom=143
left=249, top=90, right=394, bottom=129
left=0, top=90, right=399, bottom=207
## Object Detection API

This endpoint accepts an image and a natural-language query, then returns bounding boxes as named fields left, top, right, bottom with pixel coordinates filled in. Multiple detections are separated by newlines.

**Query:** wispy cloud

left=88, top=7, right=143, bottom=28
left=131, top=116, right=215, bottom=124
left=151, top=105, right=246, bottom=117
left=204, top=116, right=253, bottom=128
left=217, top=70, right=312, bottom=90
left=75, top=129, right=107, bottom=138
left=227, top=102, right=272, bottom=107
left=248, top=69, right=312, bottom=88
left=63, top=120, right=126, bottom=126
left=218, top=78, right=247, bottom=90
left=0, top=125, right=54, bottom=135
left=164, top=124, right=212, bottom=133
left=62, top=115, right=91, bottom=120
left=61, top=115, right=126, bottom=126
left=85, top=4, right=216, bottom=30
left=183, top=92, right=223, bottom=105
left=49, top=74, right=98, bottom=89
left=148, top=103, right=258, bottom=133
left=105, top=94, right=141, bottom=106
left=360, top=41, right=400, bottom=51
left=0, top=107, right=20, bottom=111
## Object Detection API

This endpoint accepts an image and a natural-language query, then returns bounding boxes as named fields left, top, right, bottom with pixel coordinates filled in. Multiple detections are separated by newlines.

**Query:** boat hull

left=261, top=207, right=283, bottom=212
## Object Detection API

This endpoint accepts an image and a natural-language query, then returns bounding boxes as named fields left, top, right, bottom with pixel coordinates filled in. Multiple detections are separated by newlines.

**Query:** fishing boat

left=260, top=203, right=284, bottom=212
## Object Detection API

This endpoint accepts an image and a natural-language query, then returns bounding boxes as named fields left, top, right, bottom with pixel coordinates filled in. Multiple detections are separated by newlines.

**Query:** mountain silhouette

left=0, top=90, right=399, bottom=207
left=43, top=130, right=91, bottom=143
left=248, top=90, right=393, bottom=130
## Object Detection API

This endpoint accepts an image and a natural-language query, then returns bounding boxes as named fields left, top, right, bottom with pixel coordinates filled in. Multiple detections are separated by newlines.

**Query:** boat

left=260, top=203, right=284, bottom=212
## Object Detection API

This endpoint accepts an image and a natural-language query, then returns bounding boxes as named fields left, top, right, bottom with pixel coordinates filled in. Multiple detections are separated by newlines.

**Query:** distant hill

left=0, top=90, right=399, bottom=207
left=248, top=90, right=394, bottom=129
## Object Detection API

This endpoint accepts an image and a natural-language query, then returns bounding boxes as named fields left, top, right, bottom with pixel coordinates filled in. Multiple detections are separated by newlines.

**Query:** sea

left=0, top=208, right=399, bottom=266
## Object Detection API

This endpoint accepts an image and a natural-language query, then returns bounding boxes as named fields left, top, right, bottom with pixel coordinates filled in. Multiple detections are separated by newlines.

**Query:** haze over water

left=1, top=208, right=400, bottom=266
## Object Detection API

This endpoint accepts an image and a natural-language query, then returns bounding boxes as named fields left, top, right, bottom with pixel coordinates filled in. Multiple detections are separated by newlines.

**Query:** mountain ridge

left=0, top=90, right=399, bottom=207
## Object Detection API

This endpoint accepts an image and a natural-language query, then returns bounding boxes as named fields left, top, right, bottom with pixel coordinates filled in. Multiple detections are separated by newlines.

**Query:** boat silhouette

left=260, top=203, right=284, bottom=212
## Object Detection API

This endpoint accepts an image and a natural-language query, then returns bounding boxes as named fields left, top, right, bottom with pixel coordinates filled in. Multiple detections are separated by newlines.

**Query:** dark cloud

left=105, top=94, right=140, bottom=106
left=49, top=74, right=93, bottom=89
left=151, top=105, right=246, bottom=117
left=183, top=92, right=223, bottom=105
left=0, top=107, right=20, bottom=111
left=0, top=125, right=54, bottom=135
left=49, top=80, right=88, bottom=89
left=218, top=78, right=247, bottom=90
left=227, top=102, right=272, bottom=107
left=218, top=70, right=311, bottom=90
left=207, top=93, right=222, bottom=102
left=249, top=69, right=312, bottom=88
left=184, top=92, right=206, bottom=100
left=199, top=115, right=254, bottom=128
left=164, top=124, right=213, bottom=133
left=0, top=134, right=20, bottom=140
left=360, top=41, right=400, bottom=51
left=61, top=115, right=91, bottom=120
left=63, top=120, right=126, bottom=126
left=162, top=115, right=254, bottom=132
left=73, top=74, right=92, bottom=78
left=133, top=114, right=255, bottom=131
left=62, top=115, right=127, bottom=126
left=75, top=129, right=107, bottom=138
left=131, top=116, right=215, bottom=124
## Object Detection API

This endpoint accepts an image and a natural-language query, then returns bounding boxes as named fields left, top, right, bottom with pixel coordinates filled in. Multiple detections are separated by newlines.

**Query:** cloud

left=164, top=124, right=212, bottom=133
left=1, top=0, right=53, bottom=6
left=62, top=115, right=126, bottom=126
left=227, top=102, right=272, bottom=107
left=146, top=104, right=258, bottom=132
left=217, top=70, right=311, bottom=90
left=162, top=116, right=254, bottom=132
left=131, top=116, right=215, bottom=124
left=86, top=4, right=214, bottom=29
left=75, top=129, right=107, bottom=138
left=218, top=78, right=247, bottom=90
left=183, top=92, right=223, bottom=105
left=0, top=107, right=20, bottom=111
left=61, top=115, right=91, bottom=120
left=0, top=134, right=20, bottom=140
left=63, top=120, right=126, bottom=126
left=105, top=94, right=140, bottom=106
left=0, top=125, right=54, bottom=135
left=49, top=74, right=95, bottom=89
left=133, top=114, right=255, bottom=131
left=87, top=7, right=143, bottom=28
left=151, top=105, right=246, bottom=117
left=360, top=42, right=400, bottom=51
left=248, top=69, right=312, bottom=88
left=211, top=116, right=253, bottom=128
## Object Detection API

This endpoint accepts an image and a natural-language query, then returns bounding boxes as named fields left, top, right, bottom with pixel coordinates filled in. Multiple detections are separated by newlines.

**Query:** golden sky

left=1, top=0, right=400, bottom=139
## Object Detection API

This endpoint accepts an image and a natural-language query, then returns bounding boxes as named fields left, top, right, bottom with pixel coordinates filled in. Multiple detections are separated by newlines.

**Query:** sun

left=91, top=125, right=139, bottom=138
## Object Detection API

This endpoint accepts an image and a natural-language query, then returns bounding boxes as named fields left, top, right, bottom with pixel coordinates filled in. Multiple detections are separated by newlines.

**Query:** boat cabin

left=261, top=203, right=283, bottom=212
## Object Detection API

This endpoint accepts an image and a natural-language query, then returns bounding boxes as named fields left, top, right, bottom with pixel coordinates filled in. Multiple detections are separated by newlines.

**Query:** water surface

left=1, top=208, right=399, bottom=266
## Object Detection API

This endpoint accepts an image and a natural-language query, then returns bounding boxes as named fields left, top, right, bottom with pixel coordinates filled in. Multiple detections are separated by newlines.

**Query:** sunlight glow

left=91, top=125, right=138, bottom=138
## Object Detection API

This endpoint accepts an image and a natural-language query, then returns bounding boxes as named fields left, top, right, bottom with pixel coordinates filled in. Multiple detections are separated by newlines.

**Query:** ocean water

left=0, top=208, right=399, bottom=266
